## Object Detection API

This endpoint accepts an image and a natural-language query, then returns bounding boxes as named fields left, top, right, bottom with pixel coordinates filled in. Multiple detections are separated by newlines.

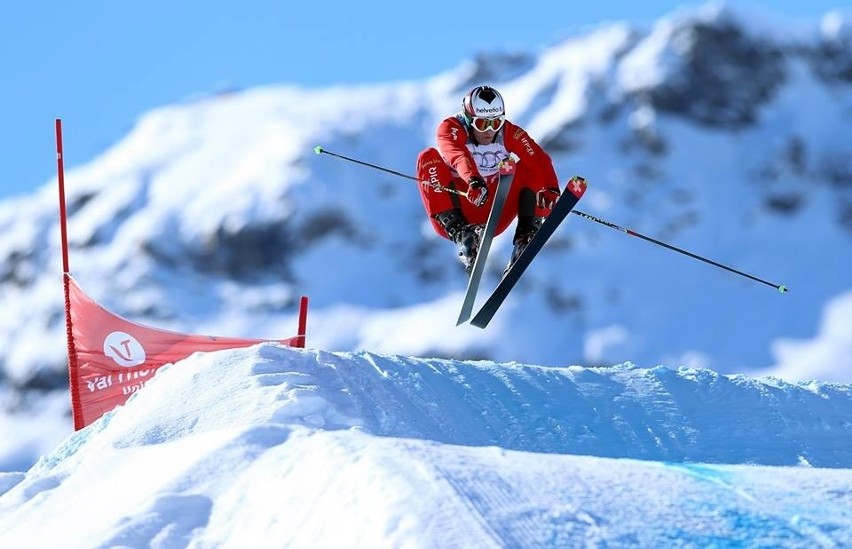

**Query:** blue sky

left=0, top=1, right=845, bottom=199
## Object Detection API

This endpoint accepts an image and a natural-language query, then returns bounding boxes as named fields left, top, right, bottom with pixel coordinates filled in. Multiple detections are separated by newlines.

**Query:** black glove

left=467, top=177, right=488, bottom=207
left=536, top=187, right=561, bottom=210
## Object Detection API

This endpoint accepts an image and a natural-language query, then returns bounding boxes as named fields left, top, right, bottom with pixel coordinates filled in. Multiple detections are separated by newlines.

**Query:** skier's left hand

left=536, top=187, right=561, bottom=210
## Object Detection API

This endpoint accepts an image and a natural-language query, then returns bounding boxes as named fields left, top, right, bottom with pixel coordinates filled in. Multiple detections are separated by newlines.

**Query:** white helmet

left=462, top=86, right=505, bottom=121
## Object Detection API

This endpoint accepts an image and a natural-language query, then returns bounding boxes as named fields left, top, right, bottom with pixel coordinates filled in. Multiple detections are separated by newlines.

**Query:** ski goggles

left=470, top=115, right=505, bottom=132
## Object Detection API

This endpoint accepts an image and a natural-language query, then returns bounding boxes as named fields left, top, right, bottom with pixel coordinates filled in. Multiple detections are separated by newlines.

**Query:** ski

left=456, top=155, right=519, bottom=326
left=469, top=176, right=588, bottom=328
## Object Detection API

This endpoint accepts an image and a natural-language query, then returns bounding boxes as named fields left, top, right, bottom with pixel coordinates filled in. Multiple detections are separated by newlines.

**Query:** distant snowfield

left=767, top=290, right=852, bottom=382
left=1, top=345, right=851, bottom=547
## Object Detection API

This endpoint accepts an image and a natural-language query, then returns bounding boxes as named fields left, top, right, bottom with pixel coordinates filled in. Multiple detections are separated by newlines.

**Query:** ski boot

left=435, top=209, right=483, bottom=274
left=504, top=216, right=544, bottom=276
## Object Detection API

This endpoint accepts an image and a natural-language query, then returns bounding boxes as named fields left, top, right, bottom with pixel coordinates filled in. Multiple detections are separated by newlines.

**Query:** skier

left=416, top=85, right=562, bottom=274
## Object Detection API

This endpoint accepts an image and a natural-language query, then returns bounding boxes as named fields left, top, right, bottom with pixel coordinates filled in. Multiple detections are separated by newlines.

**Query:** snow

left=822, top=10, right=852, bottom=41
left=770, top=290, right=852, bottom=381
left=1, top=344, right=851, bottom=547
left=2, top=4, right=852, bottom=537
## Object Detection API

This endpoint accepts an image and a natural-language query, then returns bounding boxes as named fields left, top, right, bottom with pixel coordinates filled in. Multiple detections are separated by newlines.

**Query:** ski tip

left=778, top=285, right=789, bottom=294
left=565, top=176, right=588, bottom=198
left=313, top=146, right=324, bottom=155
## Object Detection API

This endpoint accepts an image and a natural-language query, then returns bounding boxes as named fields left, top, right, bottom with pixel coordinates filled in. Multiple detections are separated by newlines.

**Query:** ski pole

left=313, top=146, right=786, bottom=293
left=314, top=146, right=469, bottom=197
left=570, top=210, right=788, bottom=293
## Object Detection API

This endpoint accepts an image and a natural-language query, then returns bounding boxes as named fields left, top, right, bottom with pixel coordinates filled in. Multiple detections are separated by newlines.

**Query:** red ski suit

left=416, top=113, right=559, bottom=239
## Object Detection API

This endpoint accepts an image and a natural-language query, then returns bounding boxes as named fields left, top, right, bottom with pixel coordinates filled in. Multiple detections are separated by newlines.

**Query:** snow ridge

left=39, top=345, right=852, bottom=469
left=2, top=345, right=852, bottom=547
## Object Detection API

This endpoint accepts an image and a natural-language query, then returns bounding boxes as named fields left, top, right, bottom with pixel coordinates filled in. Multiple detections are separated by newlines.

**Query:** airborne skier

left=414, top=85, right=562, bottom=274
left=316, top=80, right=784, bottom=327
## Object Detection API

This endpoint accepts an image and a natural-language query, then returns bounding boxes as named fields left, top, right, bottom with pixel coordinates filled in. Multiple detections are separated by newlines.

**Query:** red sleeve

left=435, top=117, right=480, bottom=183
left=503, top=121, right=559, bottom=191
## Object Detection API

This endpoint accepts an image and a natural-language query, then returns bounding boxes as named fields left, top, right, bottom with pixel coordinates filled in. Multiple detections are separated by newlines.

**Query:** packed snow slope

left=1, top=345, right=851, bottom=548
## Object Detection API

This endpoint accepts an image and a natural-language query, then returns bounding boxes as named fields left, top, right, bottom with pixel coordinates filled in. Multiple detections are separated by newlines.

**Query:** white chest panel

left=467, top=141, right=510, bottom=180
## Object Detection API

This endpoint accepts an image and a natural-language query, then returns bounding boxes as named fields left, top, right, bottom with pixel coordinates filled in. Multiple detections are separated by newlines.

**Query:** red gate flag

left=64, top=274, right=309, bottom=429
left=56, top=118, right=310, bottom=430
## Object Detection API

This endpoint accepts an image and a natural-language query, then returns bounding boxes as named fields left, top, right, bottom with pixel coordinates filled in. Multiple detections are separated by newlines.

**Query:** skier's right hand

left=467, top=177, right=488, bottom=207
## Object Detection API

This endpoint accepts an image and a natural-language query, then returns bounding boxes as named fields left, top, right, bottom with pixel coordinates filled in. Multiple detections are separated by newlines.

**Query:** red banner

left=64, top=274, right=308, bottom=429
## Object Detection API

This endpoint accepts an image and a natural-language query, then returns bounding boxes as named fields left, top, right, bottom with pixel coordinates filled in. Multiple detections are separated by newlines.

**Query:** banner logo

left=103, top=331, right=146, bottom=367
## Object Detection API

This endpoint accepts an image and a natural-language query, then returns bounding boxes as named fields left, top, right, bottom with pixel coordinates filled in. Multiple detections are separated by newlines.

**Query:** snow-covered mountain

left=1, top=2, right=852, bottom=469
left=2, top=345, right=852, bottom=547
